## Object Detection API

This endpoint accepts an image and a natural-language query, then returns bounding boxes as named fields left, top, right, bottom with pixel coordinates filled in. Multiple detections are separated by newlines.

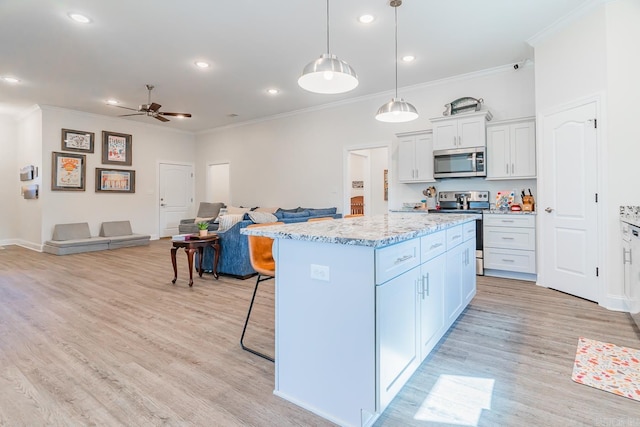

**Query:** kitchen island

left=242, top=213, right=478, bottom=427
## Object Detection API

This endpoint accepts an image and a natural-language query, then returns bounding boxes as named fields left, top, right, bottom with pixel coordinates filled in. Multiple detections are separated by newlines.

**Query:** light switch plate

left=310, top=264, right=330, bottom=281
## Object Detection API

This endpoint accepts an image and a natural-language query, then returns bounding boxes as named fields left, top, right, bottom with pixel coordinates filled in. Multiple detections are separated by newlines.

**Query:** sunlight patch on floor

left=414, top=375, right=495, bottom=426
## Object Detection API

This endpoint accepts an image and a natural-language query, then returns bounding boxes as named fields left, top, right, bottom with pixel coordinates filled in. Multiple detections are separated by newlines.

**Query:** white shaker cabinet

left=397, top=131, right=434, bottom=183
left=430, top=111, right=491, bottom=151
left=486, top=118, right=536, bottom=179
left=484, top=213, right=536, bottom=278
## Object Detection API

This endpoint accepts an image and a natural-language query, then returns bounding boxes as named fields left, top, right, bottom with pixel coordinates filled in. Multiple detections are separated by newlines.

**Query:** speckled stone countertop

left=485, top=209, right=537, bottom=215
left=241, top=213, right=479, bottom=248
left=620, top=206, right=640, bottom=227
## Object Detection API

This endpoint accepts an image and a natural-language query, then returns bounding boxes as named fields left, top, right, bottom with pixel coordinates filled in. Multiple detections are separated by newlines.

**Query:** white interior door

left=159, top=163, right=193, bottom=237
left=539, top=101, right=598, bottom=302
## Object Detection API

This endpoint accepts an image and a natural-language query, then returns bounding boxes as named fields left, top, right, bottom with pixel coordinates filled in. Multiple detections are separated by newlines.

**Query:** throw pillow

left=227, top=206, right=251, bottom=215
left=255, top=207, right=279, bottom=213
left=218, top=214, right=244, bottom=231
left=277, top=207, right=298, bottom=213
left=281, top=211, right=310, bottom=219
left=213, top=207, right=228, bottom=224
left=248, top=211, right=278, bottom=224
left=194, top=216, right=214, bottom=224
left=306, top=207, right=337, bottom=216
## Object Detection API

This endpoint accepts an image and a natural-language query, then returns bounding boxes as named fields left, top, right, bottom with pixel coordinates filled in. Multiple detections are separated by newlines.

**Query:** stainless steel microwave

left=433, top=147, right=486, bottom=178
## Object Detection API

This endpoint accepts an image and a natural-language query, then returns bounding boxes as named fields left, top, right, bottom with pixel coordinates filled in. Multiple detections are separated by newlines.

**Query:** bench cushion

left=100, top=221, right=133, bottom=237
left=52, top=222, right=92, bottom=241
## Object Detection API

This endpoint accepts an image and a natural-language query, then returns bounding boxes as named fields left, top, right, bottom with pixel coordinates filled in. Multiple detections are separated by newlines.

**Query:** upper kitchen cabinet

left=397, top=131, right=435, bottom=183
left=431, top=111, right=492, bottom=151
left=486, top=118, right=536, bottom=180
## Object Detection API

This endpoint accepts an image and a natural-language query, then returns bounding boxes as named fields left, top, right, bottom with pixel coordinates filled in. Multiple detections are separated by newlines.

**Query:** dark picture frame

left=102, top=131, right=132, bottom=166
left=51, top=151, right=86, bottom=191
left=95, top=168, right=136, bottom=193
left=61, top=128, right=95, bottom=153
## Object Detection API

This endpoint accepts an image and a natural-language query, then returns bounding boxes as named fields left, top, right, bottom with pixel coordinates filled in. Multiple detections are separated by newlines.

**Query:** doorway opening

left=344, top=145, right=389, bottom=216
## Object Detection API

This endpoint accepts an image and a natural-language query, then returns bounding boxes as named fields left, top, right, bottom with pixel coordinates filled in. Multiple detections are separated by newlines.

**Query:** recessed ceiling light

left=194, top=61, right=210, bottom=69
left=1, top=76, right=20, bottom=84
left=266, top=88, right=279, bottom=95
left=358, top=14, right=375, bottom=24
left=402, top=55, right=415, bottom=62
left=106, top=99, right=119, bottom=105
left=68, top=13, right=91, bottom=24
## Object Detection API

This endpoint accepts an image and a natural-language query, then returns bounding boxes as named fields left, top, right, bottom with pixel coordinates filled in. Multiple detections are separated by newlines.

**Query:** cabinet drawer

left=485, top=248, right=536, bottom=273
left=376, top=239, right=421, bottom=285
left=446, top=225, right=464, bottom=250
left=463, top=221, right=476, bottom=242
left=484, top=226, right=535, bottom=250
left=483, top=214, right=535, bottom=228
left=420, top=230, right=446, bottom=262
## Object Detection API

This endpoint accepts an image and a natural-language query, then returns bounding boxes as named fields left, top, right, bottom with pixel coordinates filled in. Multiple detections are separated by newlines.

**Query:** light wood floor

left=0, top=241, right=638, bottom=426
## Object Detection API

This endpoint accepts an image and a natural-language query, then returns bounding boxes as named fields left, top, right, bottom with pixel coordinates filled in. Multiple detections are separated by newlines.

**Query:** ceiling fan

left=110, top=84, right=192, bottom=122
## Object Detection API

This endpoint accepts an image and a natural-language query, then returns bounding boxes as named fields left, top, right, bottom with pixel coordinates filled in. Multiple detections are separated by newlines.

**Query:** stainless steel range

left=430, top=190, right=490, bottom=275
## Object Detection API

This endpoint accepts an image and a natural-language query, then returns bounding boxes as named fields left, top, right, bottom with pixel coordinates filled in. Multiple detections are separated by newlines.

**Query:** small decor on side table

left=197, top=221, right=209, bottom=237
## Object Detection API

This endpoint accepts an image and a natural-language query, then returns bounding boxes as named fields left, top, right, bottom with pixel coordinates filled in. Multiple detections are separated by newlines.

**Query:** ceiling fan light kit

left=298, top=0, right=358, bottom=94
left=375, top=0, right=419, bottom=123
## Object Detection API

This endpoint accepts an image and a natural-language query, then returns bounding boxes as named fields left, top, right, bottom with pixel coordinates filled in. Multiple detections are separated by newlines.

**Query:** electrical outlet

left=310, top=264, right=330, bottom=281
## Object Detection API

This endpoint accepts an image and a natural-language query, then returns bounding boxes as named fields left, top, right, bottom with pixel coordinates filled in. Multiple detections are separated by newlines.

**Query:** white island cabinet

left=243, top=213, right=478, bottom=427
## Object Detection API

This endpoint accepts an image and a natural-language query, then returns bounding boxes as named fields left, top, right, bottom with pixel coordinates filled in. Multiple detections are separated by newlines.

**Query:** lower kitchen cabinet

left=483, top=213, right=536, bottom=279
left=376, top=267, right=420, bottom=409
left=418, top=254, right=445, bottom=360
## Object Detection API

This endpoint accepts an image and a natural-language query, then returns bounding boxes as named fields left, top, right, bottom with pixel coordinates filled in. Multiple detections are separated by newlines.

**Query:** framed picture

left=61, top=128, right=94, bottom=152
left=51, top=152, right=86, bottom=191
left=102, top=131, right=132, bottom=166
left=95, top=168, right=135, bottom=193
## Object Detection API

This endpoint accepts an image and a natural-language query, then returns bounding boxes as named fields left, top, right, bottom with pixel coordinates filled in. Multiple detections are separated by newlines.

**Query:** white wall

left=195, top=66, right=536, bottom=212
left=0, top=115, right=19, bottom=243
left=369, top=147, right=389, bottom=215
left=533, top=0, right=640, bottom=307
left=18, top=106, right=197, bottom=245
left=349, top=152, right=365, bottom=198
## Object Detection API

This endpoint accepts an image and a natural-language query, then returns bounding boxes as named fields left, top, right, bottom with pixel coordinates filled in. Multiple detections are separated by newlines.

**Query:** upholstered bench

left=100, top=220, right=150, bottom=249
left=43, top=222, right=110, bottom=255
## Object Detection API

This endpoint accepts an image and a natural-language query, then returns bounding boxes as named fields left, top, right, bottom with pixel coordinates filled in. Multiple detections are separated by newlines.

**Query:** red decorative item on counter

left=510, top=204, right=522, bottom=211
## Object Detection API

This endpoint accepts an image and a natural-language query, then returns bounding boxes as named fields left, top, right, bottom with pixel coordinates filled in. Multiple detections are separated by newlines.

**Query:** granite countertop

left=485, top=209, right=537, bottom=215
left=620, top=206, right=640, bottom=227
left=241, top=213, right=479, bottom=248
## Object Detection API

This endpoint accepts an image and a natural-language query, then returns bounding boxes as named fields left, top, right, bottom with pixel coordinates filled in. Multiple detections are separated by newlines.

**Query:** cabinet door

left=397, top=137, right=416, bottom=182
left=444, top=243, right=464, bottom=325
left=457, top=115, right=485, bottom=148
left=510, top=121, right=536, bottom=178
left=433, top=121, right=457, bottom=150
left=377, top=267, right=419, bottom=409
left=419, top=254, right=445, bottom=360
left=462, top=239, right=476, bottom=303
left=414, top=134, right=434, bottom=182
left=486, top=125, right=510, bottom=179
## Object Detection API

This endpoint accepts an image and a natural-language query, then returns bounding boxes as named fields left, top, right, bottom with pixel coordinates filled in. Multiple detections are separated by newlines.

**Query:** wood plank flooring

left=0, top=241, right=638, bottom=426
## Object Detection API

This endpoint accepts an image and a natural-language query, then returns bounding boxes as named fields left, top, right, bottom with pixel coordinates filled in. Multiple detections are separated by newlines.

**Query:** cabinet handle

left=623, top=248, right=632, bottom=264
left=425, top=273, right=430, bottom=297
left=502, top=259, right=515, bottom=262
left=429, top=243, right=443, bottom=250
left=506, top=164, right=509, bottom=174
left=511, top=163, right=515, bottom=174
left=452, top=234, right=461, bottom=240
left=501, top=237, right=515, bottom=240
left=501, top=219, right=514, bottom=223
left=395, top=254, right=413, bottom=264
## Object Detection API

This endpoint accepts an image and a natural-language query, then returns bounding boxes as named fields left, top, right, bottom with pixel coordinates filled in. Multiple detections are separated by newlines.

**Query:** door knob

left=160, top=203, right=166, bottom=207
left=545, top=207, right=553, bottom=213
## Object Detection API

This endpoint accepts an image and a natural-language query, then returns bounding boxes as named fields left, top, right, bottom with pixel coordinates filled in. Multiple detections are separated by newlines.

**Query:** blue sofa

left=199, top=208, right=341, bottom=278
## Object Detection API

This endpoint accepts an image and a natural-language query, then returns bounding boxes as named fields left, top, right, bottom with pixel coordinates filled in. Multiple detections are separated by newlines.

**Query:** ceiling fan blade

left=160, top=112, right=192, bottom=118
left=119, top=113, right=145, bottom=117
left=154, top=115, right=170, bottom=122
left=148, top=102, right=162, bottom=112
left=110, top=104, right=140, bottom=112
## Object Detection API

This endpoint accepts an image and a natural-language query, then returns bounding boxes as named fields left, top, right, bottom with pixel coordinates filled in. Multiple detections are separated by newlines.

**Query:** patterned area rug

left=571, top=337, right=640, bottom=402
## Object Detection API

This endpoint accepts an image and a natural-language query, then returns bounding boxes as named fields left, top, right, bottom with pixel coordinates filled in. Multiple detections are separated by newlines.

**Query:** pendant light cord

left=394, top=4, right=398, bottom=98
left=326, top=0, right=330, bottom=54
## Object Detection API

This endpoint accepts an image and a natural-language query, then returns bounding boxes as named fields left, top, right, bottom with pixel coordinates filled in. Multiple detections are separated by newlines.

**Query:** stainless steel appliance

left=430, top=190, right=490, bottom=275
left=621, top=213, right=640, bottom=329
left=433, top=147, right=486, bottom=178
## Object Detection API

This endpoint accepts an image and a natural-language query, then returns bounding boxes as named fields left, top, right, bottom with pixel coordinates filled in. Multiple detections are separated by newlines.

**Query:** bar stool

left=240, top=222, right=283, bottom=362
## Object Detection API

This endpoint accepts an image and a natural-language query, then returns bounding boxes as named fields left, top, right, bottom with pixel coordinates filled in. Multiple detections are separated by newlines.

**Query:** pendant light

left=298, top=0, right=359, bottom=94
left=375, top=0, right=418, bottom=123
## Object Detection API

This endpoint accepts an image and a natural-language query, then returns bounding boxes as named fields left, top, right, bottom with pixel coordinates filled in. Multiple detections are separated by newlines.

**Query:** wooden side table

left=171, top=234, right=220, bottom=286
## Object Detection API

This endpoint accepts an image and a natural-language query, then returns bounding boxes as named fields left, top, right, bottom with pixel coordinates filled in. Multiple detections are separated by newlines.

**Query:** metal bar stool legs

left=240, top=274, right=275, bottom=362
